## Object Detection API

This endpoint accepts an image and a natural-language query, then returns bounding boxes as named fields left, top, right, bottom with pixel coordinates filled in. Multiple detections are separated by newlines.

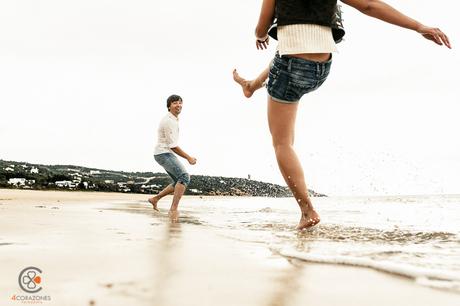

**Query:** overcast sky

left=1, top=0, right=458, bottom=196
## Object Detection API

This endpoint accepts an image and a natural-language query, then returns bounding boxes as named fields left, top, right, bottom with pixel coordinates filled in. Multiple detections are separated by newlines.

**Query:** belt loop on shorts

left=317, top=63, right=321, bottom=77
left=287, top=58, right=292, bottom=72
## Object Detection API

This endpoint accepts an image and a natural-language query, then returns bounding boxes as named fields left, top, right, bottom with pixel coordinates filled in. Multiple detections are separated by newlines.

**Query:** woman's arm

left=341, top=0, right=451, bottom=48
left=254, top=0, right=275, bottom=50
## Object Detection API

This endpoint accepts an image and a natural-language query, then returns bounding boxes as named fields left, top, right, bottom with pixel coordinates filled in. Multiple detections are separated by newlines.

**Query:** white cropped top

left=277, top=24, right=338, bottom=55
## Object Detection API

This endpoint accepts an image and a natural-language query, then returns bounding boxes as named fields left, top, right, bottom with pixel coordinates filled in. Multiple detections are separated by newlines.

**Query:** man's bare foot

left=296, top=210, right=320, bottom=230
left=148, top=197, right=159, bottom=211
left=233, top=69, right=262, bottom=98
left=168, top=210, right=179, bottom=223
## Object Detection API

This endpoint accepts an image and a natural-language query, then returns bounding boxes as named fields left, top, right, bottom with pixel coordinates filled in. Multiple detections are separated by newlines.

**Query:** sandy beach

left=1, top=189, right=459, bottom=306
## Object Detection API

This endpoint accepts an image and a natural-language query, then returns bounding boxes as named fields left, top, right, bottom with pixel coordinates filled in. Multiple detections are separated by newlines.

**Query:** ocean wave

left=277, top=247, right=460, bottom=292
left=288, top=224, right=458, bottom=245
left=230, top=207, right=275, bottom=214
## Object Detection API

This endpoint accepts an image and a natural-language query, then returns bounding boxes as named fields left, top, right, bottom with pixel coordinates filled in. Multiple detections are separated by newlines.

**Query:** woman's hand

left=341, top=0, right=452, bottom=49
left=417, top=25, right=451, bottom=49
left=255, top=0, right=275, bottom=48
left=256, top=36, right=269, bottom=50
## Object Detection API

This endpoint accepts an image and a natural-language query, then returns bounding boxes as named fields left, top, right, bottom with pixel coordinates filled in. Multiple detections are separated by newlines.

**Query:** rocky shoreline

left=0, top=160, right=326, bottom=197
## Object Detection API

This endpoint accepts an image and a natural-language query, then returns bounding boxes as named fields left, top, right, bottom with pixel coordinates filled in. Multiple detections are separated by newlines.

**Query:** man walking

left=148, top=94, right=196, bottom=221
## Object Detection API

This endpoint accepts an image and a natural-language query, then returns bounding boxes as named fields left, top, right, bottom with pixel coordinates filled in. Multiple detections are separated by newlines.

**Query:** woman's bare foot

left=148, top=197, right=159, bottom=211
left=233, top=69, right=262, bottom=98
left=296, top=210, right=320, bottom=230
left=168, top=210, right=180, bottom=223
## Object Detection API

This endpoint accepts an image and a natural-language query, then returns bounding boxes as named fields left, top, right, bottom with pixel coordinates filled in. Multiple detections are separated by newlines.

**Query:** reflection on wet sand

left=151, top=222, right=182, bottom=306
left=265, top=259, right=305, bottom=306
left=263, top=233, right=315, bottom=306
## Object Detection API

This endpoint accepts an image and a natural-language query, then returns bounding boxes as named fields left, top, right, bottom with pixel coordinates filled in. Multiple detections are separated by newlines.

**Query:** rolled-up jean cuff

left=154, top=153, right=190, bottom=187
left=176, top=172, right=191, bottom=186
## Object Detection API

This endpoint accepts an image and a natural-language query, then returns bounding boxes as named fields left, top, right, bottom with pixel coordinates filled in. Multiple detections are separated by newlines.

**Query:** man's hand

left=187, top=157, right=197, bottom=165
left=417, top=25, right=451, bottom=49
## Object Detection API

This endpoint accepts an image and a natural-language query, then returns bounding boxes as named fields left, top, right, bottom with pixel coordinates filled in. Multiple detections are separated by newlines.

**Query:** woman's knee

left=272, top=137, right=294, bottom=150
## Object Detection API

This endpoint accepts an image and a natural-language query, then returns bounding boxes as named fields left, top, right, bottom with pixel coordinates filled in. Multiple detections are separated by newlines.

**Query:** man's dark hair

left=167, top=94, right=182, bottom=110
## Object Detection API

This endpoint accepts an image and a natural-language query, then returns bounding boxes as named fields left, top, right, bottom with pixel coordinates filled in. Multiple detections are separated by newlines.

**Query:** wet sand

left=1, top=189, right=459, bottom=306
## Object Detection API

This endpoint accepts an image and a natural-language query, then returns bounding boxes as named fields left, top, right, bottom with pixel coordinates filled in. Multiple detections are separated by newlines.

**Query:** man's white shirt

left=154, top=112, right=179, bottom=155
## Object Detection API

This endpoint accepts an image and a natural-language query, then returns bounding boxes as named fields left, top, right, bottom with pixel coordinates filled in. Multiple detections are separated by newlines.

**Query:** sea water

left=178, top=194, right=460, bottom=292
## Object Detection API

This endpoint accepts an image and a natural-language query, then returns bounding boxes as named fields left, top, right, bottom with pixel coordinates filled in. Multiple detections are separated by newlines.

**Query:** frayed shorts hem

left=268, top=94, right=299, bottom=104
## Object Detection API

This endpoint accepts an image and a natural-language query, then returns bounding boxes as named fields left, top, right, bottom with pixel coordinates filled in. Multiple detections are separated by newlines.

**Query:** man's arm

left=171, top=146, right=197, bottom=165
left=340, top=0, right=451, bottom=48
left=162, top=119, right=197, bottom=165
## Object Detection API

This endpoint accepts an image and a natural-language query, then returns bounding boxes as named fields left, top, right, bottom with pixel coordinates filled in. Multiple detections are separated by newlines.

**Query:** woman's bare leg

left=233, top=67, right=269, bottom=98
left=267, top=98, right=320, bottom=229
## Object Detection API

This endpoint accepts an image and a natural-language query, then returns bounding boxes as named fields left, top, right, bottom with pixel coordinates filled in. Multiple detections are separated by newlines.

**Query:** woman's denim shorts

left=154, top=153, right=190, bottom=186
left=267, top=52, right=332, bottom=103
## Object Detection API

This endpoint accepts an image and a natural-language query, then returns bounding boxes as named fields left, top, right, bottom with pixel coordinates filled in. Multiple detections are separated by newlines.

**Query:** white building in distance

left=8, top=178, right=35, bottom=186
left=8, top=178, right=26, bottom=186
left=30, top=167, right=39, bottom=174
left=55, top=181, right=75, bottom=188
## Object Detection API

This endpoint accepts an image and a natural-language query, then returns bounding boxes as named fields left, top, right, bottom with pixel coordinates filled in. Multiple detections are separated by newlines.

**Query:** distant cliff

left=0, top=160, right=326, bottom=197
